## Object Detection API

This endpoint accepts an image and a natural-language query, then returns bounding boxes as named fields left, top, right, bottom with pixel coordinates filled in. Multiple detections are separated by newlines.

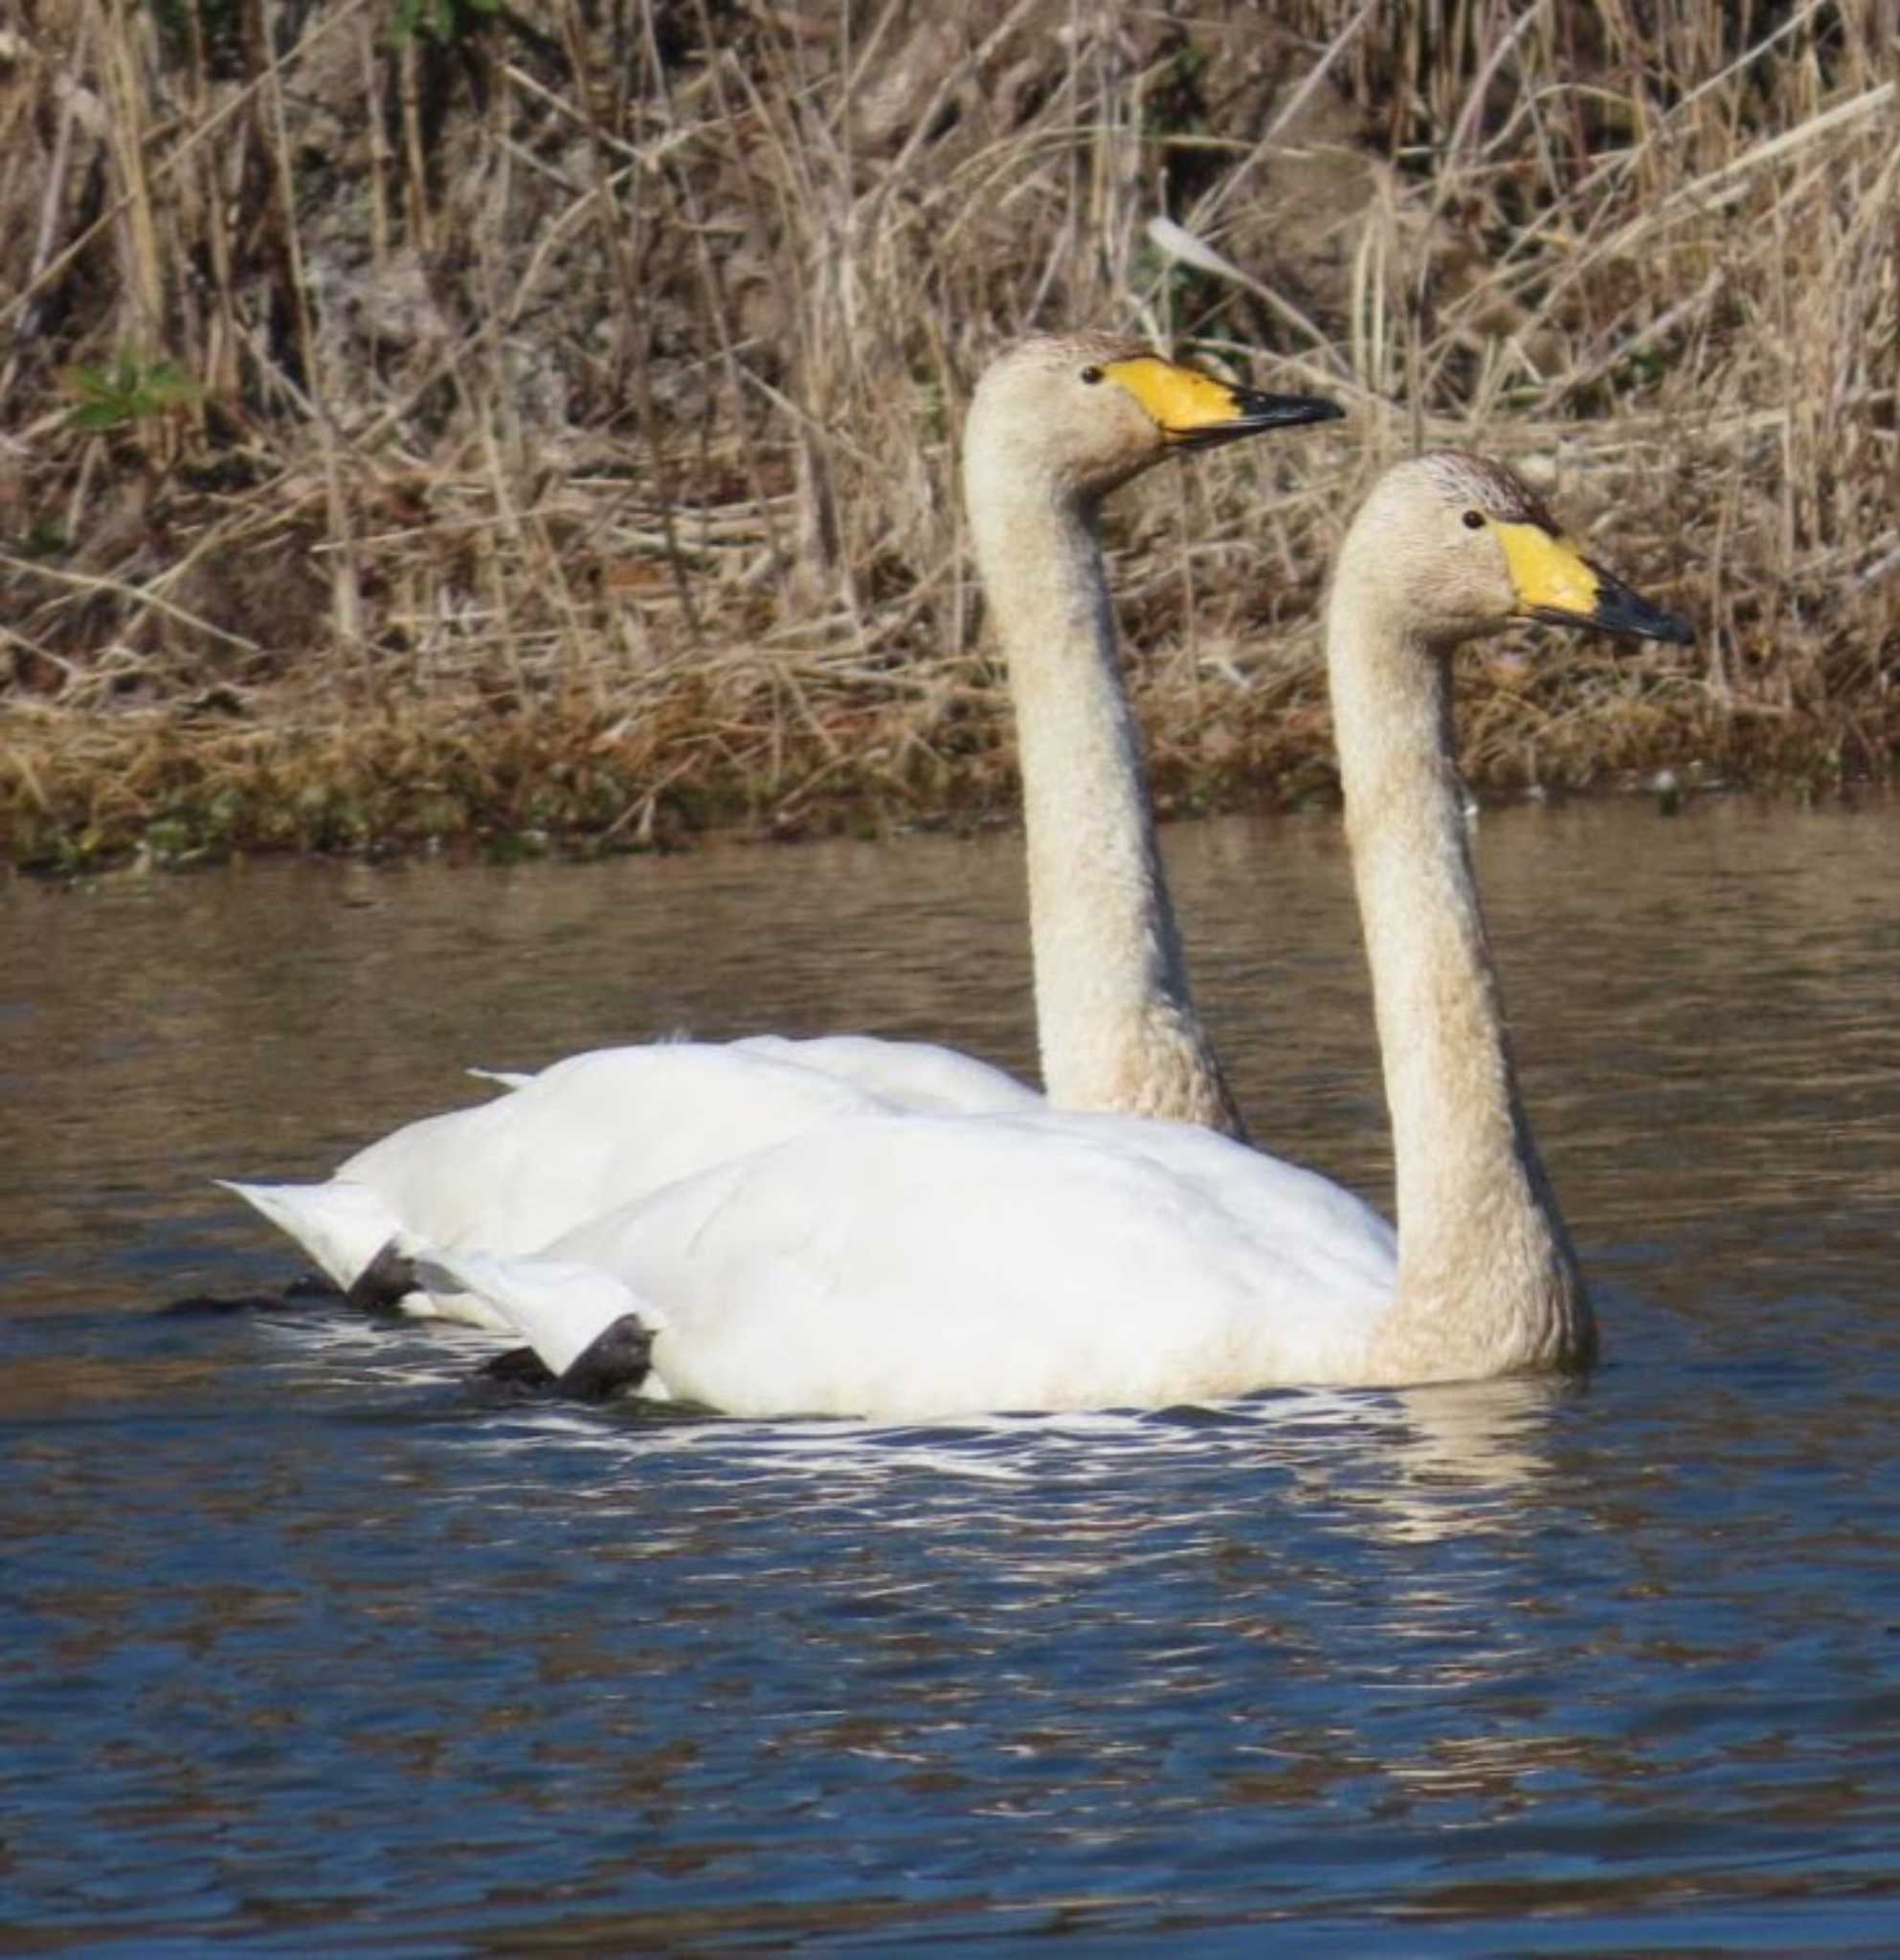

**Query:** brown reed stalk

left=1, top=0, right=1895, bottom=873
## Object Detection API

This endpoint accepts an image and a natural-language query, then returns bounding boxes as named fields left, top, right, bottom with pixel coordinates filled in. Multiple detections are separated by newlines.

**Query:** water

left=3, top=799, right=1898, bottom=1953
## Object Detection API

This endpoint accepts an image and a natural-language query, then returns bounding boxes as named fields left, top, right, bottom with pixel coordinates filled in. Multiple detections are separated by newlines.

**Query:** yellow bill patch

left=1493, top=520, right=1602, bottom=621
left=1099, top=356, right=1247, bottom=438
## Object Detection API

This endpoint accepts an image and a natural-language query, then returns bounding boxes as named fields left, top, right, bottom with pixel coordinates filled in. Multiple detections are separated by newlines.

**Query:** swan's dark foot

left=481, top=1345, right=556, bottom=1388
left=556, top=1314, right=658, bottom=1402
left=345, top=1238, right=418, bottom=1315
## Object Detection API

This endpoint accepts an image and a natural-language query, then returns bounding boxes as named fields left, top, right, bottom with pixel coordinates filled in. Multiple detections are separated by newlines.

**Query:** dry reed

left=2, top=0, right=1896, bottom=871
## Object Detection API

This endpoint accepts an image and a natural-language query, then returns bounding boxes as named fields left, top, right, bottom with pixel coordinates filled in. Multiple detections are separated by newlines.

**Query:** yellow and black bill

left=1494, top=519, right=1694, bottom=646
left=1098, top=355, right=1344, bottom=450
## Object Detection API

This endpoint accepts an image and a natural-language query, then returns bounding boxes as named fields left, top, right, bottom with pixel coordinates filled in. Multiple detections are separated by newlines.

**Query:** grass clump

left=0, top=0, right=1896, bottom=871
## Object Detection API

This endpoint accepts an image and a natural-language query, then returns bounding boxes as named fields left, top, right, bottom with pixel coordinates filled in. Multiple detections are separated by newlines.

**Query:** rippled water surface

left=4, top=800, right=1898, bottom=1954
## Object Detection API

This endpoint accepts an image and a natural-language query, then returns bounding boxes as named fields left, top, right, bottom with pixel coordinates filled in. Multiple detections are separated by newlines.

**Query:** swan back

left=339, top=1044, right=885, bottom=1257
left=727, top=1035, right=1040, bottom=1115
left=539, top=1109, right=1396, bottom=1418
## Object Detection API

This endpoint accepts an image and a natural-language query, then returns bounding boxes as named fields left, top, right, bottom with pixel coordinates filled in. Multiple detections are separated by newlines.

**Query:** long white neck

left=1327, top=546, right=1591, bottom=1378
left=969, top=469, right=1245, bottom=1138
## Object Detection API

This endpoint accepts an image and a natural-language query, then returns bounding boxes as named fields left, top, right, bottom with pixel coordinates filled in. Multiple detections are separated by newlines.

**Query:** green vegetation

left=390, top=0, right=501, bottom=46
left=1, top=1, right=1895, bottom=872
left=58, top=353, right=202, bottom=432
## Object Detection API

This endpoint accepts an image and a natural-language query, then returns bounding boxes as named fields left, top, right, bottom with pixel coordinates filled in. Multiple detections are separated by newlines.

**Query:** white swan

left=225, top=338, right=1343, bottom=1314
left=422, top=451, right=1694, bottom=1415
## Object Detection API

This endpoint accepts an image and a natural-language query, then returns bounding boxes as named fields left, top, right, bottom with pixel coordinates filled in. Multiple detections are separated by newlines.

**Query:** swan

left=224, top=337, right=1344, bottom=1315
left=420, top=450, right=1694, bottom=1416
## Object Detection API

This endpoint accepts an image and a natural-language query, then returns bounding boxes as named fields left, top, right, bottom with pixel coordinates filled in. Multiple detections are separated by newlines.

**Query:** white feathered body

left=228, top=1038, right=1038, bottom=1320
left=447, top=1110, right=1397, bottom=1418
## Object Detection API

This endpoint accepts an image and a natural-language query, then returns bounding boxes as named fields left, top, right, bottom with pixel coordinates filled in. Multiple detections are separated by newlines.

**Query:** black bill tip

left=1571, top=563, right=1696, bottom=645
left=1174, top=389, right=1345, bottom=450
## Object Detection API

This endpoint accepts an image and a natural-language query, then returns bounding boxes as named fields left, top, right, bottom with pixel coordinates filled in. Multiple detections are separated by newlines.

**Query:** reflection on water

left=3, top=798, right=1899, bottom=1951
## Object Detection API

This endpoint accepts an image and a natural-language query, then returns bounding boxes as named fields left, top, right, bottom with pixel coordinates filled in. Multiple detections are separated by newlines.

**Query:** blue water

left=4, top=801, right=1898, bottom=1953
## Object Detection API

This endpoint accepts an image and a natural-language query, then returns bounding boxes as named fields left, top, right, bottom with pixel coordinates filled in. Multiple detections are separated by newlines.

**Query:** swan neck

left=971, top=474, right=1244, bottom=1138
left=1328, top=565, right=1589, bottom=1376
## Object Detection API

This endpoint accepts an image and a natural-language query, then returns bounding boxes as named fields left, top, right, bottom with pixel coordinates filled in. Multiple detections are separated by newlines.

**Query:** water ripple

left=4, top=805, right=1900, bottom=1950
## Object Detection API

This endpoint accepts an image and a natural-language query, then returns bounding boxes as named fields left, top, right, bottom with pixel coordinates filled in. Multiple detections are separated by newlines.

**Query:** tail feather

left=415, top=1245, right=665, bottom=1378
left=219, top=1178, right=406, bottom=1293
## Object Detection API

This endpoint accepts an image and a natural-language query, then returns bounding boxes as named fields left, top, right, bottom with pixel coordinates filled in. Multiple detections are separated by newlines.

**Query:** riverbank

left=5, top=620, right=1867, bottom=876
left=3, top=1, right=1894, bottom=871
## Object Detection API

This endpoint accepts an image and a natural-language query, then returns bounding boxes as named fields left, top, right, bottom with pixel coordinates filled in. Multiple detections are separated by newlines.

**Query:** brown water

left=3, top=798, right=1898, bottom=1952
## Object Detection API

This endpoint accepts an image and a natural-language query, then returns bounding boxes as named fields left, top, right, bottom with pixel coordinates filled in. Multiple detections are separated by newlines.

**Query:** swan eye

left=1462, top=509, right=1486, bottom=531
left=1079, top=365, right=1104, bottom=385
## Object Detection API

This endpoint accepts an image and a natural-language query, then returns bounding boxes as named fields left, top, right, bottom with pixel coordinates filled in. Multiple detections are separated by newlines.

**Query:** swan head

left=1343, top=452, right=1695, bottom=652
left=965, top=334, right=1342, bottom=507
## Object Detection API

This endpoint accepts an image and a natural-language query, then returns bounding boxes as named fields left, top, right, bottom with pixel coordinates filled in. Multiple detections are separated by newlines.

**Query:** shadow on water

left=2, top=798, right=1899, bottom=1952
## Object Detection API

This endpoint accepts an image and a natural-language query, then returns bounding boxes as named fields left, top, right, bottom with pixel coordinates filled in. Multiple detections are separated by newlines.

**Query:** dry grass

left=2, top=0, right=1896, bottom=870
